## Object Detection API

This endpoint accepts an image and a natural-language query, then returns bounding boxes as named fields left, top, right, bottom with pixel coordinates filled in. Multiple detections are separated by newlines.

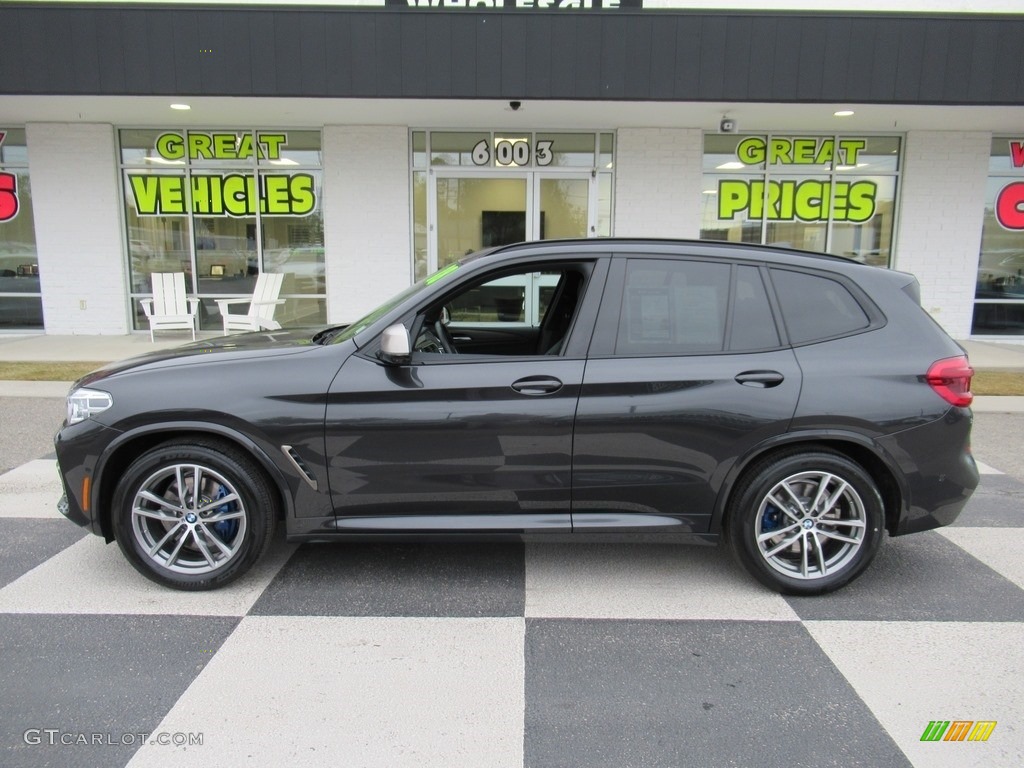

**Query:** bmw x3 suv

left=55, top=239, right=979, bottom=595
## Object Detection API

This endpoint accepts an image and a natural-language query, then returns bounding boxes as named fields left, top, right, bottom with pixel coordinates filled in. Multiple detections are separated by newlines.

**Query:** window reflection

left=700, top=134, right=900, bottom=267
left=974, top=147, right=1024, bottom=335
left=121, top=130, right=326, bottom=331
left=1, top=132, right=43, bottom=328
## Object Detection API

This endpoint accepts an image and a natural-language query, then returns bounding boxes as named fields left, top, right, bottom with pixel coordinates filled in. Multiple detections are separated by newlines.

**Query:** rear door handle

left=511, top=376, right=563, bottom=396
left=735, top=370, right=785, bottom=388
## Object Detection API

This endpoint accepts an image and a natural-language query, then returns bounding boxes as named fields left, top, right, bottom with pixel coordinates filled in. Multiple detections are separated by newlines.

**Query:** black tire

left=112, top=439, right=277, bottom=590
left=726, top=449, right=884, bottom=595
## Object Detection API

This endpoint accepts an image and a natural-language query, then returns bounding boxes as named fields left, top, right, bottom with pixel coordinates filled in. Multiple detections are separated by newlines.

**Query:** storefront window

left=411, top=130, right=614, bottom=278
left=532, top=133, right=595, bottom=167
left=430, top=132, right=490, bottom=167
left=0, top=128, right=43, bottom=329
left=412, top=170, right=428, bottom=281
left=701, top=134, right=901, bottom=267
left=120, top=129, right=325, bottom=331
left=973, top=138, right=1024, bottom=335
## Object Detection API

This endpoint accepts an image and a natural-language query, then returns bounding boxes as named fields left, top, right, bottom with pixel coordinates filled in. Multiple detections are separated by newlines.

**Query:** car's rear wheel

left=727, top=450, right=884, bottom=595
left=112, top=440, right=276, bottom=590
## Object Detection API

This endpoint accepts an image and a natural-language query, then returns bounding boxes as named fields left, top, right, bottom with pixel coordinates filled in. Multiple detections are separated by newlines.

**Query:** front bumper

left=54, top=418, right=123, bottom=538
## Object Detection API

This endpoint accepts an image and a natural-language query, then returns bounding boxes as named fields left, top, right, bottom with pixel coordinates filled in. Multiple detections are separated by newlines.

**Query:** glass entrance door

left=432, top=175, right=530, bottom=271
left=430, top=172, right=594, bottom=274
left=536, top=176, right=591, bottom=240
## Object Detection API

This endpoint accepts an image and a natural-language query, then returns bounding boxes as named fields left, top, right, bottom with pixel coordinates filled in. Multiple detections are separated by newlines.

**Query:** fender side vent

left=281, top=445, right=319, bottom=491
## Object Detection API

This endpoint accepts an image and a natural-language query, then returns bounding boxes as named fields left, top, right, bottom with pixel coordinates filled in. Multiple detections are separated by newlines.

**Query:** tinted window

left=616, top=259, right=730, bottom=355
left=771, top=269, right=869, bottom=344
left=729, top=266, right=780, bottom=351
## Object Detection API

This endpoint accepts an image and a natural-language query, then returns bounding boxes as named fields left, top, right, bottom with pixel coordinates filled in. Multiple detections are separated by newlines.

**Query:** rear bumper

left=879, top=407, right=979, bottom=536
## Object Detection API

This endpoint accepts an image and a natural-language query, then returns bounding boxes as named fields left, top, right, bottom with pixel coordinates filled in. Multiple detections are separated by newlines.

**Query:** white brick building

left=1, top=1, right=1023, bottom=340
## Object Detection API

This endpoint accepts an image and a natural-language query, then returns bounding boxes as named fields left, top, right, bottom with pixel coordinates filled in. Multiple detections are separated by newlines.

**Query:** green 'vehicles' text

left=128, top=173, right=316, bottom=217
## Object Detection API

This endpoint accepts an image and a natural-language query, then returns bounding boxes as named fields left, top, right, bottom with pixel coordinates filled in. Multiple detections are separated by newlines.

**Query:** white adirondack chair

left=215, top=272, right=285, bottom=335
left=138, top=272, right=199, bottom=342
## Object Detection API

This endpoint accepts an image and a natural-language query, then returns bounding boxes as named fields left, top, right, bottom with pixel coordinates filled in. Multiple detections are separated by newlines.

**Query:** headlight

left=66, top=388, right=113, bottom=425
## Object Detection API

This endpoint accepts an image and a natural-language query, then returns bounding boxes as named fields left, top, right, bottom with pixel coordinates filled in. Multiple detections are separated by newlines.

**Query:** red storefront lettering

left=0, top=172, right=19, bottom=222
left=1011, top=141, right=1024, bottom=168
left=996, top=181, right=1024, bottom=230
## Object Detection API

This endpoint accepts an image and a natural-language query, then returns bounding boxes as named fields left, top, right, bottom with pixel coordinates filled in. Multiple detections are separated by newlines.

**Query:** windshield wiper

left=311, top=326, right=346, bottom=345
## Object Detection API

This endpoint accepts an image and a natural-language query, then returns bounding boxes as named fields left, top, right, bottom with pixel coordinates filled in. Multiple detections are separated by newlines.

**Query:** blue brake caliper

left=761, top=504, right=781, bottom=534
left=210, top=484, right=238, bottom=541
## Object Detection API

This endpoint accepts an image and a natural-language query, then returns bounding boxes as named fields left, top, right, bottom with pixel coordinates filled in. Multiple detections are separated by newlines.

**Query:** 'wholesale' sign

left=14, top=1, right=1024, bottom=12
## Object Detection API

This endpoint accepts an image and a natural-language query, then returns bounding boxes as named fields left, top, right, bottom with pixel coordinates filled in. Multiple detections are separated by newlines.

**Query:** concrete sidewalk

left=1, top=332, right=1023, bottom=411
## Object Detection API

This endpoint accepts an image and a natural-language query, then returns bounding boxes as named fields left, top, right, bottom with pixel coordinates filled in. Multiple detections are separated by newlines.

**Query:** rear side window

left=771, top=269, right=870, bottom=344
left=616, top=259, right=731, bottom=355
left=729, top=266, right=780, bottom=352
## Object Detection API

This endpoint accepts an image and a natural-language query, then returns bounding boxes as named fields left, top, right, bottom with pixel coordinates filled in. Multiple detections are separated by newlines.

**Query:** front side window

left=973, top=137, right=1024, bottom=335
left=120, top=129, right=325, bottom=332
left=0, top=128, right=42, bottom=329
left=701, top=134, right=900, bottom=267
left=414, top=265, right=588, bottom=358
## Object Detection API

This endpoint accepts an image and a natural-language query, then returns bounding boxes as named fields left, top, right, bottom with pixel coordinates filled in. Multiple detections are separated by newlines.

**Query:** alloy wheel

left=130, top=462, right=248, bottom=575
left=754, top=470, right=868, bottom=580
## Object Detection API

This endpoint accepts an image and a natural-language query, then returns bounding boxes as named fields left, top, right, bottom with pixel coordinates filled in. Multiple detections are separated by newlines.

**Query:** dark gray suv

left=55, top=239, right=978, bottom=594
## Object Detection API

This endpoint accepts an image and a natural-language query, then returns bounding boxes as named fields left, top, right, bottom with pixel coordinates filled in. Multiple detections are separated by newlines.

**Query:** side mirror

left=378, top=323, right=412, bottom=366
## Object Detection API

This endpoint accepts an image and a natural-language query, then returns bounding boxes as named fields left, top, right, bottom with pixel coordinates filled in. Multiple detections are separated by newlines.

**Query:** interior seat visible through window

left=537, top=271, right=584, bottom=355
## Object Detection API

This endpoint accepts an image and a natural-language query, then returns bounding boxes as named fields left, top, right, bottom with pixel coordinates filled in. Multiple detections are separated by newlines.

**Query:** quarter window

left=770, top=269, right=869, bottom=344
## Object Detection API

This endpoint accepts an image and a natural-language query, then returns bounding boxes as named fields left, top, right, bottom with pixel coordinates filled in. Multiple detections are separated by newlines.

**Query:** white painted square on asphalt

left=0, top=533, right=296, bottom=616
left=525, top=543, right=799, bottom=621
left=0, top=459, right=62, bottom=518
left=974, top=460, right=1004, bottom=475
left=939, top=527, right=1024, bottom=591
left=806, top=621, right=1024, bottom=768
left=126, top=616, right=525, bottom=768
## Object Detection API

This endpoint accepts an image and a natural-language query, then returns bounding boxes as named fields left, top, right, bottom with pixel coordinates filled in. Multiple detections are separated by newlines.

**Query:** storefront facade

left=1, top=1, right=1023, bottom=339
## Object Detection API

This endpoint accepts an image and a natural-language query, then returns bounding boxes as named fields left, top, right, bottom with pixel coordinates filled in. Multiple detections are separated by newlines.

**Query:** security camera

left=720, top=117, right=737, bottom=134
left=509, top=100, right=522, bottom=111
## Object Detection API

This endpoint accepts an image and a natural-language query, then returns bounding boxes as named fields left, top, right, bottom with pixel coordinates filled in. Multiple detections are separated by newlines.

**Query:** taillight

left=925, top=356, right=974, bottom=408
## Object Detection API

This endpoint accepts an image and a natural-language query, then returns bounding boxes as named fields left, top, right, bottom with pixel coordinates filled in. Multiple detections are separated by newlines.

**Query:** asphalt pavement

left=0, top=334, right=1022, bottom=767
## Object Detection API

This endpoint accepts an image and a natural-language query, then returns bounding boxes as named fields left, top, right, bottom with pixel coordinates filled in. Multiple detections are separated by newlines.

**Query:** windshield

left=327, top=262, right=462, bottom=344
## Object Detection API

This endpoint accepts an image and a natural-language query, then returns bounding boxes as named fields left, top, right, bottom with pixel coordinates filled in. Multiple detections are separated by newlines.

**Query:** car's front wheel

left=112, top=439, right=277, bottom=590
left=727, top=449, right=884, bottom=595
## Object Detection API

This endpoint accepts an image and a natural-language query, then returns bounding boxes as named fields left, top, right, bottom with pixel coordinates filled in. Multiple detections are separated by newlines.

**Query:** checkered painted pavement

left=1, top=455, right=1022, bottom=768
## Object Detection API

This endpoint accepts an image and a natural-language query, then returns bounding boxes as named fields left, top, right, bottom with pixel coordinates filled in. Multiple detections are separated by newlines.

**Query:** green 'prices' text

left=718, top=179, right=877, bottom=223
left=716, top=136, right=878, bottom=223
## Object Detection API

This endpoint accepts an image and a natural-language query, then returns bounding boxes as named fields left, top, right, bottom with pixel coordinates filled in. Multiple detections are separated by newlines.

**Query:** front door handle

left=511, top=376, right=563, bottom=396
left=735, top=370, right=785, bottom=388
